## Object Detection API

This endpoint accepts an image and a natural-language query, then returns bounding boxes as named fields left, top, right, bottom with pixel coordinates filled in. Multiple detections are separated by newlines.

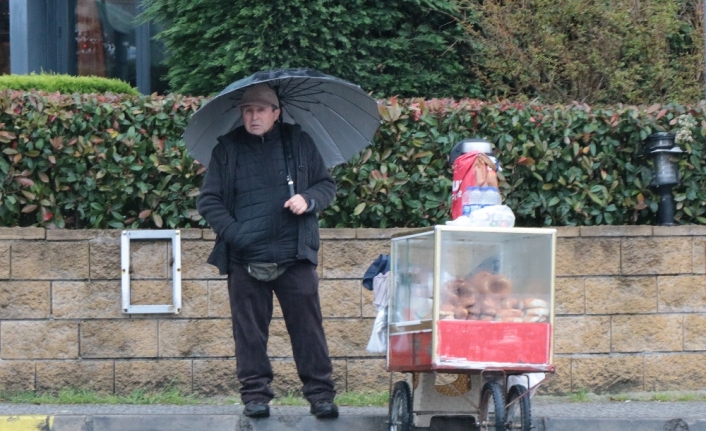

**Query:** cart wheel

left=479, top=381, right=506, bottom=431
left=389, top=381, right=412, bottom=431
left=506, top=385, right=531, bottom=431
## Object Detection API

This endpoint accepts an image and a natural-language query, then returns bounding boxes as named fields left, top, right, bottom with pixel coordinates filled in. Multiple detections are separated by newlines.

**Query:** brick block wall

left=0, top=226, right=705, bottom=396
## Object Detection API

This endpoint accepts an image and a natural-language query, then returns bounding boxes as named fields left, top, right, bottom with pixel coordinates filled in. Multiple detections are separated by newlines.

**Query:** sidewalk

left=1, top=396, right=706, bottom=431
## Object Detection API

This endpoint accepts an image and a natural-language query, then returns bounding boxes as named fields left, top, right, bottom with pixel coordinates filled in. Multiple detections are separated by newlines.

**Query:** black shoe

left=310, top=400, right=339, bottom=419
left=243, top=402, right=270, bottom=418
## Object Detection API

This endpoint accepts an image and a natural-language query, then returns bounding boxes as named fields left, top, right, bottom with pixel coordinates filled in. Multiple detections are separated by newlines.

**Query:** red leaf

left=21, top=204, right=38, bottom=213
left=517, top=157, right=535, bottom=166
left=656, top=109, right=667, bottom=120
left=646, top=103, right=660, bottom=114
left=139, top=209, right=152, bottom=219
left=17, top=178, right=34, bottom=187
left=50, top=137, right=64, bottom=149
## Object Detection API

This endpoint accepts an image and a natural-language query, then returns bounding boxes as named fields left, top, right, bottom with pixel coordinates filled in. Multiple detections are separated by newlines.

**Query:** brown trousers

left=226, top=260, right=336, bottom=404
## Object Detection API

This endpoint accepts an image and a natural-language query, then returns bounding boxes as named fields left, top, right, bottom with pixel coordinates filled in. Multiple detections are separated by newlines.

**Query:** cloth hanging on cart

left=362, top=254, right=390, bottom=291
left=372, top=271, right=390, bottom=308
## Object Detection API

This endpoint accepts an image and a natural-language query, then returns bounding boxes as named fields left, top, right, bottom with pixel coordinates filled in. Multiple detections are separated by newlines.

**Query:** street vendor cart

left=387, top=226, right=556, bottom=431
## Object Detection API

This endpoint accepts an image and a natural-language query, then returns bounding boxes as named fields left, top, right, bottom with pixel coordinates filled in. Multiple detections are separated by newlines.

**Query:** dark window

left=0, top=0, right=9, bottom=74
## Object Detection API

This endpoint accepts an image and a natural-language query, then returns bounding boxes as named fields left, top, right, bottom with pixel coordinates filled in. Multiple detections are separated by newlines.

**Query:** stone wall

left=0, top=225, right=704, bottom=396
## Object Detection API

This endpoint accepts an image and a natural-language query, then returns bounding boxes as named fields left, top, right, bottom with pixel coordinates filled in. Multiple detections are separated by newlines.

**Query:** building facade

left=9, top=0, right=167, bottom=94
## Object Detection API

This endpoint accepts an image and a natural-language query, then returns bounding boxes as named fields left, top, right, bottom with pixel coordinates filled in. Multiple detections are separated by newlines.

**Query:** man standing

left=197, top=84, right=338, bottom=419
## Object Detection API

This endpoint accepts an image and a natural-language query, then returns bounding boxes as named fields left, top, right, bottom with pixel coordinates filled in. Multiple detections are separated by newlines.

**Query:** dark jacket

left=197, top=123, right=336, bottom=275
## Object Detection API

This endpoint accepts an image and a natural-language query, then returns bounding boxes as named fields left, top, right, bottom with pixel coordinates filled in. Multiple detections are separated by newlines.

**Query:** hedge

left=140, top=0, right=480, bottom=99
left=0, top=74, right=139, bottom=96
left=0, top=90, right=704, bottom=229
left=0, top=91, right=202, bottom=229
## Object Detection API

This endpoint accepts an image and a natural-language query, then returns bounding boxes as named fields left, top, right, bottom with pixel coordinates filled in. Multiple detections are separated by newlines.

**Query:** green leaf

left=152, top=212, right=163, bottom=228
left=353, top=202, right=366, bottom=216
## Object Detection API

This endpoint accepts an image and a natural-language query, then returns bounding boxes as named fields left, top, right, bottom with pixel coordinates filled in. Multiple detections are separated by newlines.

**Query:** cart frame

left=386, top=226, right=557, bottom=430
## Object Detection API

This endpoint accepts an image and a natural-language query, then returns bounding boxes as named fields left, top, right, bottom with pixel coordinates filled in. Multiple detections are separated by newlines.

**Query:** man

left=196, top=84, right=338, bottom=419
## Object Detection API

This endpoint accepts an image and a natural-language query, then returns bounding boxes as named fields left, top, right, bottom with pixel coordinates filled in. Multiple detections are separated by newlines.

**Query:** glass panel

left=438, top=229, right=553, bottom=322
left=390, top=232, right=435, bottom=324
left=75, top=0, right=136, bottom=85
left=149, top=21, right=169, bottom=94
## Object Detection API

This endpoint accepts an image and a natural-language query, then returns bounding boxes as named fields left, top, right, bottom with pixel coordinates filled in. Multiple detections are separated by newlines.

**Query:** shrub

left=1, top=91, right=705, bottom=229
left=321, top=98, right=706, bottom=227
left=0, top=73, right=139, bottom=95
left=455, top=0, right=704, bottom=105
left=139, top=0, right=481, bottom=99
left=0, top=90, right=204, bottom=229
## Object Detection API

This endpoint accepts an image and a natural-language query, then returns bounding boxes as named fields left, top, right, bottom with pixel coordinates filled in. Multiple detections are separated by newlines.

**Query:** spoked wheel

left=506, top=384, right=532, bottom=431
left=389, top=381, right=412, bottom=431
left=478, top=380, right=506, bottom=431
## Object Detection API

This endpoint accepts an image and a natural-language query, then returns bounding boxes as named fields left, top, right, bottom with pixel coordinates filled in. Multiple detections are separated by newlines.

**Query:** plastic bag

left=366, top=272, right=390, bottom=353
left=507, top=372, right=546, bottom=397
left=366, top=307, right=388, bottom=353
left=446, top=204, right=515, bottom=227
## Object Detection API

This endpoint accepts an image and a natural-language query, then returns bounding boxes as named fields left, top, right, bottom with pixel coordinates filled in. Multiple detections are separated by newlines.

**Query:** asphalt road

left=1, top=396, right=705, bottom=431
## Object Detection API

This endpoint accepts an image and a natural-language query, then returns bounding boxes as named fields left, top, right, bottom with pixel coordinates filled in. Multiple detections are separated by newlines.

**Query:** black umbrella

left=183, top=68, right=381, bottom=169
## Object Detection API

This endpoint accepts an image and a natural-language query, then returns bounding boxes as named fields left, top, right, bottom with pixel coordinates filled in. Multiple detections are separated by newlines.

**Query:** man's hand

left=284, top=194, right=308, bottom=215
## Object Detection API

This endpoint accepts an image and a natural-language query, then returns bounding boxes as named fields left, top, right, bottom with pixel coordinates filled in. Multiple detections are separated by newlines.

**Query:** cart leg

left=478, top=381, right=506, bottom=431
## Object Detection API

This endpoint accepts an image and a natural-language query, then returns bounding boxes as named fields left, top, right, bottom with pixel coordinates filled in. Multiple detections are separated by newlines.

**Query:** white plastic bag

left=366, top=271, right=390, bottom=353
left=507, top=372, right=545, bottom=397
left=366, top=307, right=388, bottom=353
left=446, top=204, right=515, bottom=227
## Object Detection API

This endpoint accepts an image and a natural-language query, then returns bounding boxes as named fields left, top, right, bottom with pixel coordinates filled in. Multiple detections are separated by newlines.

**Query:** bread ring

left=500, top=297, right=521, bottom=309
left=466, top=271, right=493, bottom=295
left=454, top=307, right=469, bottom=320
left=523, top=315, right=549, bottom=323
left=499, top=316, right=524, bottom=322
left=487, top=274, right=512, bottom=297
left=523, top=298, right=548, bottom=309
left=479, top=295, right=499, bottom=315
left=496, top=309, right=524, bottom=318
left=480, top=305, right=497, bottom=316
left=468, top=303, right=483, bottom=316
left=458, top=294, right=476, bottom=308
left=439, top=311, right=454, bottom=320
left=524, top=307, right=549, bottom=317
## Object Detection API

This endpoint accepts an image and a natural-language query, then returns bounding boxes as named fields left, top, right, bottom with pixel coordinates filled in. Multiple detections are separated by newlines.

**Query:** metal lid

left=645, top=132, right=676, bottom=150
left=449, top=138, right=494, bottom=165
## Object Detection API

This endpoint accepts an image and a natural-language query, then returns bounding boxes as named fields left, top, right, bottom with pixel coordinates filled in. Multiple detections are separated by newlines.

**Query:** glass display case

left=387, top=226, right=556, bottom=372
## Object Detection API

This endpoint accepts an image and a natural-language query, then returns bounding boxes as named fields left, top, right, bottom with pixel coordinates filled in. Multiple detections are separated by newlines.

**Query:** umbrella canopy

left=183, top=68, right=381, bottom=168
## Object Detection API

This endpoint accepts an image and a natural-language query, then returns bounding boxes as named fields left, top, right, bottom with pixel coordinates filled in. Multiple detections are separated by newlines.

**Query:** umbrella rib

left=285, top=100, right=372, bottom=147
left=284, top=94, right=379, bottom=123
left=282, top=104, right=340, bottom=160
left=279, top=80, right=363, bottom=105
left=226, top=76, right=374, bottom=122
